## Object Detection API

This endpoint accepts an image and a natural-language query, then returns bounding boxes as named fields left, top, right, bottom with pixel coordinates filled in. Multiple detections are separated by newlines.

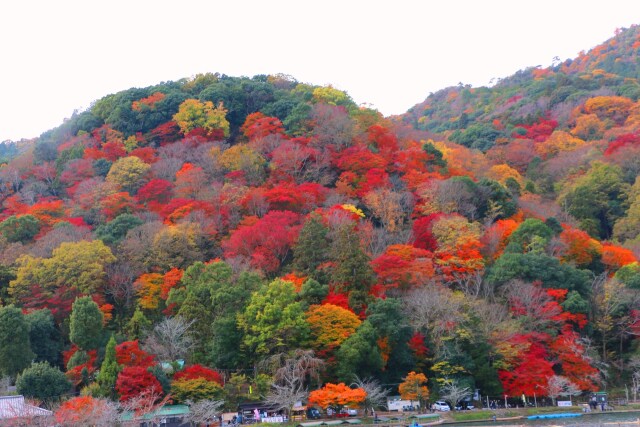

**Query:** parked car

left=306, top=407, right=322, bottom=419
left=327, top=408, right=347, bottom=418
left=433, top=401, right=450, bottom=411
left=341, top=407, right=358, bottom=416
left=454, top=403, right=475, bottom=410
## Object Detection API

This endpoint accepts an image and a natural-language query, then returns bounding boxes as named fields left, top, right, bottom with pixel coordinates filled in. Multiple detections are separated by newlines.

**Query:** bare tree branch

left=351, top=376, right=389, bottom=415
left=143, top=316, right=195, bottom=362
left=546, top=375, right=581, bottom=405
left=261, top=349, right=324, bottom=416
left=185, top=399, right=225, bottom=426
left=439, top=379, right=471, bottom=407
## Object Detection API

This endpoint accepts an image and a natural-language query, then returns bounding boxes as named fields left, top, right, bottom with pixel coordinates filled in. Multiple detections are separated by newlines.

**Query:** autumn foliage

left=398, top=371, right=429, bottom=403
left=5, top=28, right=640, bottom=413
left=308, top=383, right=367, bottom=410
left=115, top=366, right=162, bottom=402
left=55, top=396, right=116, bottom=426
left=173, top=364, right=223, bottom=385
left=115, top=340, right=155, bottom=368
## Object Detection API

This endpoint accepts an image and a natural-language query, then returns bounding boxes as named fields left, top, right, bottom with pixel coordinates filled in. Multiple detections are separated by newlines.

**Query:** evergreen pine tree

left=0, top=305, right=34, bottom=379
left=69, top=296, right=104, bottom=350
left=97, top=335, right=121, bottom=398
left=126, top=307, right=151, bottom=340
left=293, top=213, right=330, bottom=279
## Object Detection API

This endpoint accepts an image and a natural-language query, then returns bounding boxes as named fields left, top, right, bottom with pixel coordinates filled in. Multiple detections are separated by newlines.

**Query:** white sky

left=0, top=0, right=637, bottom=142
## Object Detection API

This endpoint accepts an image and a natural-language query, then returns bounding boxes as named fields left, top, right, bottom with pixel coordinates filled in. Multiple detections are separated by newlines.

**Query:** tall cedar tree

left=293, top=213, right=331, bottom=279
left=97, top=335, right=121, bottom=398
left=26, top=309, right=62, bottom=367
left=0, top=305, right=34, bottom=378
left=69, top=297, right=104, bottom=351
left=329, top=222, right=374, bottom=312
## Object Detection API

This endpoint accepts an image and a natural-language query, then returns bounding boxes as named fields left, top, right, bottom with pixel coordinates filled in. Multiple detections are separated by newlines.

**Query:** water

left=440, top=411, right=640, bottom=427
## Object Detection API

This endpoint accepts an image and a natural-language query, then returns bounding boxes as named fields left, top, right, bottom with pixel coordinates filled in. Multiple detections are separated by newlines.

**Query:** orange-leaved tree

left=308, top=382, right=366, bottom=412
left=306, top=304, right=361, bottom=355
left=399, top=371, right=429, bottom=411
left=55, top=396, right=119, bottom=426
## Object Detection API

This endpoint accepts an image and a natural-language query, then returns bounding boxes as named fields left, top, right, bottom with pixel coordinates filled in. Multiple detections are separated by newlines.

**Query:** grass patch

left=449, top=410, right=494, bottom=421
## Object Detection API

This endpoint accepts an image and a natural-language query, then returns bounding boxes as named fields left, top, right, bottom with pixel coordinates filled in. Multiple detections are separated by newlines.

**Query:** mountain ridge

left=0, top=24, right=638, bottom=412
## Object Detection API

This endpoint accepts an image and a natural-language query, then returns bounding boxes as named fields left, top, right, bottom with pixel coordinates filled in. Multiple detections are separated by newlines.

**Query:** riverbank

left=434, top=406, right=640, bottom=426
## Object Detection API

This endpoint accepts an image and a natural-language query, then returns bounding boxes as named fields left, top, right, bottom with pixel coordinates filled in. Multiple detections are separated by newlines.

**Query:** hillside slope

left=0, top=27, right=638, bottom=411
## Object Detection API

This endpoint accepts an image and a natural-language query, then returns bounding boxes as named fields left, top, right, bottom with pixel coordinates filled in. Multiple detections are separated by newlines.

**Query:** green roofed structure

left=121, top=404, right=190, bottom=425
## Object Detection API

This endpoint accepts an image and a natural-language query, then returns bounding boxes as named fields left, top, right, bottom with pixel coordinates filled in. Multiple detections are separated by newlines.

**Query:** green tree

left=283, top=103, right=312, bottom=136
left=545, top=217, right=563, bottom=235
left=613, top=176, right=640, bottom=243
left=488, top=252, right=591, bottom=296
left=126, top=307, right=151, bottom=340
left=329, top=222, right=374, bottom=312
left=0, top=305, right=34, bottom=378
left=239, top=279, right=310, bottom=359
left=293, top=213, right=330, bottom=280
left=558, top=161, right=629, bottom=238
left=33, top=140, right=58, bottom=164
left=449, top=123, right=501, bottom=151
left=95, top=213, right=143, bottom=245
left=93, top=158, right=112, bottom=177
left=562, top=290, right=590, bottom=314
left=463, top=340, right=503, bottom=396
left=0, top=215, right=41, bottom=243
left=175, top=261, right=261, bottom=366
left=615, top=262, right=640, bottom=289
left=25, top=309, right=62, bottom=367
left=335, top=321, right=384, bottom=382
left=365, top=298, right=414, bottom=383
left=504, top=218, right=554, bottom=253
left=149, top=364, right=171, bottom=395
left=97, top=335, right=121, bottom=398
left=55, top=144, right=84, bottom=172
left=0, top=265, right=16, bottom=307
left=299, top=278, right=329, bottom=308
left=477, top=178, right=517, bottom=220
left=69, top=297, right=104, bottom=351
left=223, top=373, right=265, bottom=409
left=67, top=350, right=90, bottom=371
left=423, top=142, right=447, bottom=169
left=16, top=362, right=71, bottom=403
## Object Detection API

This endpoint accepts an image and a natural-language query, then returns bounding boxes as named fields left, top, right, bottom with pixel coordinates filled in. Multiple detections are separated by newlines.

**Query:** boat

left=526, top=412, right=583, bottom=419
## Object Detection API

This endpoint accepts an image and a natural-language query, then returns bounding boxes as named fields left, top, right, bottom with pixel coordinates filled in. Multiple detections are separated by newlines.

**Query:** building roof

left=238, top=401, right=280, bottom=411
left=0, top=395, right=53, bottom=419
left=121, top=404, right=190, bottom=421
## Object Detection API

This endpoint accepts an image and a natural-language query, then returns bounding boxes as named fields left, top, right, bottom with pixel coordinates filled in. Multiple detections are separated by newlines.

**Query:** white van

left=433, top=401, right=450, bottom=411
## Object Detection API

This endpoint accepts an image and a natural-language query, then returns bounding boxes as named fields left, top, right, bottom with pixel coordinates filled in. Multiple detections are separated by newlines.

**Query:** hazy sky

left=0, top=0, right=637, bottom=141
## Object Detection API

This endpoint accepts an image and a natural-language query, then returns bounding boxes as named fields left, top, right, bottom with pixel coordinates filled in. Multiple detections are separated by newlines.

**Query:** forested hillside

left=0, top=25, right=639, bottom=419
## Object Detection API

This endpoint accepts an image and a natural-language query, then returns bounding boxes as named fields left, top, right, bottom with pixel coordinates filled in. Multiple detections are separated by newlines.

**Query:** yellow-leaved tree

left=173, top=99, right=230, bottom=137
